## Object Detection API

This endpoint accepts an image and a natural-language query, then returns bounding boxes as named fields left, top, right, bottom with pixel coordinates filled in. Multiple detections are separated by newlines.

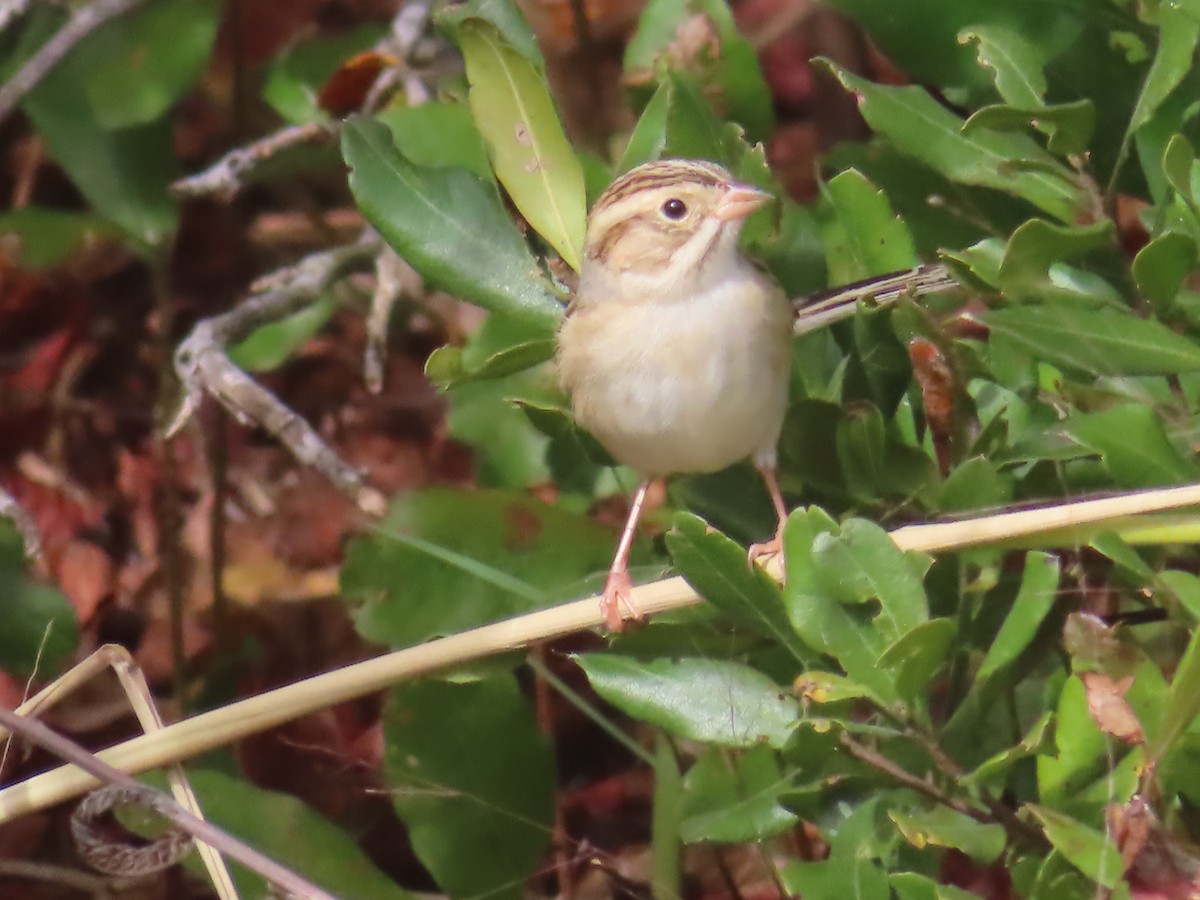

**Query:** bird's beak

left=713, top=184, right=773, bottom=221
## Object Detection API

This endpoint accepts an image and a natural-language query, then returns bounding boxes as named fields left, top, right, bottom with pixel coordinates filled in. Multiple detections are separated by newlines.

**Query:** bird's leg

left=602, top=480, right=652, bottom=631
left=748, top=465, right=788, bottom=567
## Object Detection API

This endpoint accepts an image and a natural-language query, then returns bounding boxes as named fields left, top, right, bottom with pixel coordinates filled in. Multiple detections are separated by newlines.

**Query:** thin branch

left=170, top=0, right=434, bottom=200
left=0, top=0, right=148, bottom=125
left=0, top=858, right=137, bottom=894
left=0, top=485, right=41, bottom=558
left=838, top=731, right=991, bottom=821
left=169, top=122, right=336, bottom=200
left=0, top=645, right=238, bottom=898
left=364, top=248, right=417, bottom=393
left=8, top=482, right=1200, bottom=820
left=0, top=706, right=337, bottom=900
left=168, top=232, right=387, bottom=515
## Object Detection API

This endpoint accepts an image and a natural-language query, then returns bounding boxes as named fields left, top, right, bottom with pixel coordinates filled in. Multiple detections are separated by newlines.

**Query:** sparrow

left=557, top=159, right=792, bottom=630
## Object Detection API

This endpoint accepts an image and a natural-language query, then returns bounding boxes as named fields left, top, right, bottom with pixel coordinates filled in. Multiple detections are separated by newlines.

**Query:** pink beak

left=713, top=183, right=773, bottom=221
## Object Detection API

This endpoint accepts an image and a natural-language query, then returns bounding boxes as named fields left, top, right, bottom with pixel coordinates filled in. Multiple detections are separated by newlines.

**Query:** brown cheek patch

left=588, top=216, right=632, bottom=262
left=610, top=222, right=689, bottom=273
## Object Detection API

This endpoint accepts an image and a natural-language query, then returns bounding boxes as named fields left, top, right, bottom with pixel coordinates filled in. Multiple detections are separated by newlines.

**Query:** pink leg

left=602, top=480, right=652, bottom=631
left=747, top=466, right=788, bottom=567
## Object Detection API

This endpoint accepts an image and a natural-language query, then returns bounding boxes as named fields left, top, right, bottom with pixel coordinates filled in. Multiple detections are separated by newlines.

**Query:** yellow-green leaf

left=455, top=21, right=586, bottom=271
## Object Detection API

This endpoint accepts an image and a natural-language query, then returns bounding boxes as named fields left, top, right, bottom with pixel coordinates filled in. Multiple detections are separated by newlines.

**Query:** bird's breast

left=557, top=275, right=792, bottom=476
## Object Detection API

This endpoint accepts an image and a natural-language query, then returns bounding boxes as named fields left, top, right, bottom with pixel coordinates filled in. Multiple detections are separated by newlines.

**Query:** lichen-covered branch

left=365, top=248, right=420, bottom=393
left=169, top=233, right=387, bottom=515
left=169, top=122, right=336, bottom=199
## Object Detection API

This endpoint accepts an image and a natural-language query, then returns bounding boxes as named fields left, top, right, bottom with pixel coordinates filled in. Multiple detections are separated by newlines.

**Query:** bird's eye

left=661, top=198, right=687, bottom=220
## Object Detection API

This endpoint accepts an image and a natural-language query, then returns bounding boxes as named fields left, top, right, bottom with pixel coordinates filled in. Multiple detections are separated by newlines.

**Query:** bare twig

left=0, top=0, right=148, bottom=125
left=0, top=484, right=41, bottom=559
left=8, top=482, right=1200, bottom=820
left=364, top=248, right=418, bottom=393
left=0, top=858, right=139, bottom=894
left=1, top=645, right=238, bottom=898
left=170, top=0, right=434, bottom=200
left=0, top=706, right=337, bottom=900
left=169, top=122, right=336, bottom=199
left=837, top=732, right=994, bottom=822
left=168, top=232, right=387, bottom=515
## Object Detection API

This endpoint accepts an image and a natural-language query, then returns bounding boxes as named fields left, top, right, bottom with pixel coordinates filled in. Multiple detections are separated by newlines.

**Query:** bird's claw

left=747, top=528, right=785, bottom=570
left=601, top=569, right=643, bottom=632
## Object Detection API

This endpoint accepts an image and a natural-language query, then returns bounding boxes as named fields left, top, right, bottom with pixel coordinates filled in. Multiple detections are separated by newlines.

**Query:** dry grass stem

left=3, top=482, right=1200, bottom=822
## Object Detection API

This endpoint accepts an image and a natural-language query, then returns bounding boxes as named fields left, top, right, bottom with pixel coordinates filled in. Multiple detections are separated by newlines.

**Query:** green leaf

left=836, top=401, right=887, bottom=494
left=1128, top=2, right=1200, bottom=136
left=963, top=711, right=1054, bottom=789
left=449, top=20, right=586, bottom=270
left=262, top=25, right=382, bottom=124
left=819, top=61, right=1082, bottom=222
left=1064, top=404, right=1200, bottom=488
left=618, top=73, right=772, bottom=189
left=665, top=513, right=813, bottom=662
left=82, top=0, right=220, bottom=129
left=22, top=81, right=176, bottom=247
left=783, top=508, right=898, bottom=702
left=0, top=529, right=78, bottom=677
left=1133, top=231, right=1198, bottom=313
left=958, top=25, right=1048, bottom=106
left=436, top=0, right=544, bottom=68
left=793, top=671, right=878, bottom=705
left=624, top=0, right=772, bottom=140
left=849, top=310, right=913, bottom=418
left=424, top=337, right=555, bottom=388
left=1147, top=620, right=1200, bottom=764
left=976, top=552, right=1060, bottom=683
left=889, top=805, right=1006, bottom=863
left=1037, top=676, right=1106, bottom=803
left=342, top=117, right=563, bottom=326
left=938, top=456, right=1014, bottom=513
left=619, top=77, right=674, bottom=170
left=892, top=872, right=987, bottom=900
left=1163, top=132, right=1197, bottom=203
left=812, top=518, right=930, bottom=643
left=681, top=745, right=799, bottom=843
left=782, top=851, right=891, bottom=900
left=876, top=617, right=956, bottom=702
left=577, top=654, right=798, bottom=748
left=822, top=0, right=1080, bottom=98
left=651, top=734, right=683, bottom=899
left=983, top=306, right=1200, bottom=376
left=0, top=208, right=118, bottom=269
left=996, top=219, right=1114, bottom=294
left=376, top=102, right=494, bottom=180
left=821, top=168, right=918, bottom=283
left=384, top=677, right=554, bottom=900
left=1027, top=806, right=1123, bottom=889
left=962, top=101, right=1096, bottom=156
left=342, top=487, right=630, bottom=645
left=228, top=297, right=335, bottom=372
left=146, top=769, right=413, bottom=899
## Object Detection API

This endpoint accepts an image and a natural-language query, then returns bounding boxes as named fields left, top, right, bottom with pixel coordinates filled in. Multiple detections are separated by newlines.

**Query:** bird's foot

left=747, top=526, right=785, bottom=571
left=600, top=569, right=643, bottom=632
